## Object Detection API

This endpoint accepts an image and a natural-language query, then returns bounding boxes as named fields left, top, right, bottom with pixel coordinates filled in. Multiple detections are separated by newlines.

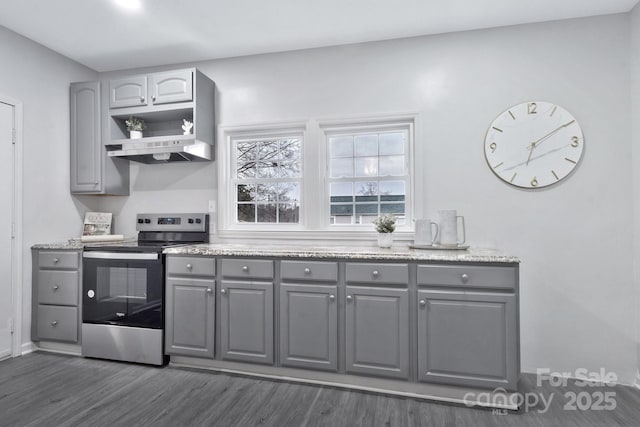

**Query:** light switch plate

left=208, top=200, right=216, bottom=212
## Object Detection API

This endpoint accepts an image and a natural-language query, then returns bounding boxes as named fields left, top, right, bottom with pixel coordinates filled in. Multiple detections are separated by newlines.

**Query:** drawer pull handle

left=140, top=96, right=145, bottom=103
left=461, top=273, right=469, bottom=283
left=372, top=270, right=379, bottom=277
left=53, top=258, right=60, bottom=264
left=221, top=289, right=226, bottom=295
left=419, top=299, right=426, bottom=307
left=242, top=265, right=249, bottom=272
left=52, top=285, right=59, bottom=291
left=152, top=96, right=156, bottom=102
left=304, top=267, right=311, bottom=274
left=329, top=294, right=335, bottom=301
left=51, top=321, right=58, bottom=326
left=186, top=263, right=193, bottom=270
left=206, top=288, right=213, bottom=294
left=346, top=295, right=352, bottom=302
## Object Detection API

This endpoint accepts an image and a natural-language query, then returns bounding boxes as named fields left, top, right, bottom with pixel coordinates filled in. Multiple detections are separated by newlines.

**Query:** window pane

left=379, top=155, right=405, bottom=176
left=279, top=161, right=301, bottom=178
left=330, top=158, right=354, bottom=178
left=237, top=204, right=255, bottom=222
left=331, top=204, right=353, bottom=215
left=237, top=184, right=255, bottom=202
left=380, top=181, right=406, bottom=201
left=257, top=161, right=278, bottom=178
left=257, top=204, right=277, bottom=222
left=237, top=142, right=257, bottom=162
left=355, top=181, right=378, bottom=197
left=330, top=182, right=353, bottom=197
left=355, top=157, right=378, bottom=177
left=278, top=203, right=299, bottom=223
left=381, top=203, right=405, bottom=214
left=280, top=139, right=301, bottom=161
left=355, top=204, right=378, bottom=214
left=237, top=162, right=256, bottom=179
left=354, top=134, right=378, bottom=156
left=330, top=136, right=354, bottom=158
left=256, top=183, right=277, bottom=202
left=278, top=182, right=300, bottom=202
left=258, top=141, right=279, bottom=161
left=379, top=133, right=405, bottom=155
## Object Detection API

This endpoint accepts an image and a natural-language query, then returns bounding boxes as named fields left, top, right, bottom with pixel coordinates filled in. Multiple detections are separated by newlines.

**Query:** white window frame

left=319, top=116, right=416, bottom=232
left=218, top=122, right=307, bottom=233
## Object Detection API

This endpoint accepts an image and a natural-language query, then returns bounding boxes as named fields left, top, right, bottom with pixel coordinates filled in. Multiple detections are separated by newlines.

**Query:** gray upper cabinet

left=165, top=278, right=215, bottom=358
left=109, top=75, right=148, bottom=109
left=417, top=289, right=518, bottom=390
left=345, top=286, right=409, bottom=379
left=220, top=280, right=274, bottom=365
left=151, top=70, right=193, bottom=105
left=279, top=283, right=338, bottom=371
left=70, top=81, right=129, bottom=195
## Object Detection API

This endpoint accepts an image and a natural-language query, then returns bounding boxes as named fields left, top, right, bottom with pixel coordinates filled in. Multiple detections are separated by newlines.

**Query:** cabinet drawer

left=37, top=271, right=79, bottom=306
left=167, top=256, right=215, bottom=277
left=38, top=251, right=79, bottom=269
left=345, top=263, right=408, bottom=285
left=281, top=261, right=338, bottom=282
left=417, top=265, right=517, bottom=290
left=221, top=259, right=273, bottom=280
left=37, top=305, right=78, bottom=342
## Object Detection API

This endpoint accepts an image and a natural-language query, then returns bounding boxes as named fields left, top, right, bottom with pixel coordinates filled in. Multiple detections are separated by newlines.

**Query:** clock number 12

left=528, top=103, right=537, bottom=114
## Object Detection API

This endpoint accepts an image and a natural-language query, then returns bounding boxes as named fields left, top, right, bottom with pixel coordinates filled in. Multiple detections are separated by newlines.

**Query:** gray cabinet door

left=280, top=283, right=338, bottom=371
left=150, top=70, right=193, bottom=105
left=417, top=290, right=518, bottom=390
left=345, top=286, right=409, bottom=379
left=220, top=280, right=273, bottom=364
left=165, top=278, right=215, bottom=358
left=70, top=81, right=101, bottom=193
left=109, top=75, right=148, bottom=108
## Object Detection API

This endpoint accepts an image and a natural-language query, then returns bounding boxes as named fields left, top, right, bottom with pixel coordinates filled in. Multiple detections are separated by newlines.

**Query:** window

left=232, top=135, right=302, bottom=224
left=327, top=125, right=411, bottom=226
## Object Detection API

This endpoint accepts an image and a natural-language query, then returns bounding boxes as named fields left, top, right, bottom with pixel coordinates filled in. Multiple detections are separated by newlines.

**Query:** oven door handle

left=82, top=252, right=160, bottom=261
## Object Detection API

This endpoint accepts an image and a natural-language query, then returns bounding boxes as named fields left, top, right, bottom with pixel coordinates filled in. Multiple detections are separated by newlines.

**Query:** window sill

left=215, top=229, right=415, bottom=244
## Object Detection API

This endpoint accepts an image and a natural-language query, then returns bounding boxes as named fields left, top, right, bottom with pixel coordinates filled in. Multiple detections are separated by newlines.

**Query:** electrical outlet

left=208, top=200, right=216, bottom=212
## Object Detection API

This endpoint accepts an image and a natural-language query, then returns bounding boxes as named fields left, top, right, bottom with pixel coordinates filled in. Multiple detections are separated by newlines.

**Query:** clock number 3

left=528, top=103, right=537, bottom=114
left=571, top=136, right=579, bottom=147
left=490, top=142, right=497, bottom=153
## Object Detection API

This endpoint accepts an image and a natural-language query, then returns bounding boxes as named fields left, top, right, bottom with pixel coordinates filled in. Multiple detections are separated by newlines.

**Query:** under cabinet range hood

left=106, top=137, right=212, bottom=164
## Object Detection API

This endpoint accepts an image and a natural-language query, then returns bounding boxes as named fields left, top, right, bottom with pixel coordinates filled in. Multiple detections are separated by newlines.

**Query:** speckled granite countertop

left=32, top=241, right=85, bottom=250
left=163, top=244, right=520, bottom=263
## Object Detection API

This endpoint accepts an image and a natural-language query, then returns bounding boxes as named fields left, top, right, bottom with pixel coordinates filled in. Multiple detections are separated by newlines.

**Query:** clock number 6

left=571, top=136, right=579, bottom=147
left=490, top=142, right=497, bottom=153
left=528, top=103, right=537, bottom=114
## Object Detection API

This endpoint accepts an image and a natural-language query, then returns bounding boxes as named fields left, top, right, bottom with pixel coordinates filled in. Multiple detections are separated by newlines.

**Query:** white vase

left=377, top=233, right=393, bottom=248
left=130, top=130, right=143, bottom=139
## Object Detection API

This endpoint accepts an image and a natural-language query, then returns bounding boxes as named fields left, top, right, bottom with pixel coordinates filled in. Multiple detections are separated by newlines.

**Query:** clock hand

left=527, top=120, right=576, bottom=150
left=504, top=144, right=569, bottom=172
left=526, top=142, right=536, bottom=166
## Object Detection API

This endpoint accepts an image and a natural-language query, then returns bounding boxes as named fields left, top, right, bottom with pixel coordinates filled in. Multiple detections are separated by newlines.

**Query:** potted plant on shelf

left=125, top=116, right=145, bottom=139
left=373, top=214, right=396, bottom=248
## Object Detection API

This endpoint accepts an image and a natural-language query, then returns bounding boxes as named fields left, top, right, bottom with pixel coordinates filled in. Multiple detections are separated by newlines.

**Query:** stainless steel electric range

left=81, top=213, right=209, bottom=365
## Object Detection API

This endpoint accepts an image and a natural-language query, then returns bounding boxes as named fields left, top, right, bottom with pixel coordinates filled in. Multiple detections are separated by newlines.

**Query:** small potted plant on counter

left=373, top=214, right=396, bottom=248
left=125, top=116, right=145, bottom=139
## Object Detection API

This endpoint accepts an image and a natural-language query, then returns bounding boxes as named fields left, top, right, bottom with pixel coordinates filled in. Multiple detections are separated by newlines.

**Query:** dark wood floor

left=1, top=352, right=639, bottom=426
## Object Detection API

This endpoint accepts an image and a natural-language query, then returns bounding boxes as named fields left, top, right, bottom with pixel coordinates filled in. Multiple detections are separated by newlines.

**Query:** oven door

left=82, top=251, right=164, bottom=329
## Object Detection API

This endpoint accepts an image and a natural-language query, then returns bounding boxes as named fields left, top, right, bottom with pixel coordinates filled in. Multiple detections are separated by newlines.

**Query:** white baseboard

left=635, top=369, right=640, bottom=390
left=21, top=342, right=35, bottom=355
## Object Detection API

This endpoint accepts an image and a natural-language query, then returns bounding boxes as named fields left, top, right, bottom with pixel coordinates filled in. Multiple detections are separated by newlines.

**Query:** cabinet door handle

left=372, top=270, right=379, bottom=277
left=206, top=288, right=212, bottom=294
left=461, top=273, right=469, bottom=283
left=53, top=258, right=60, bottom=264
left=304, top=267, right=311, bottom=274
left=221, top=289, right=226, bottom=295
left=242, top=265, right=249, bottom=272
left=346, top=295, right=352, bottom=301
left=152, top=95, right=156, bottom=102
left=186, top=263, right=193, bottom=270
left=140, top=96, right=145, bottom=103
left=51, top=321, right=58, bottom=326
left=419, top=299, right=426, bottom=307
left=94, top=181, right=99, bottom=186
left=52, top=285, right=59, bottom=291
left=329, top=294, right=335, bottom=301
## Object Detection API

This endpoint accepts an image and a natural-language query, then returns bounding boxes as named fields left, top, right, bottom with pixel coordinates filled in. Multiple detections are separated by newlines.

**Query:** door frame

left=0, top=94, right=23, bottom=358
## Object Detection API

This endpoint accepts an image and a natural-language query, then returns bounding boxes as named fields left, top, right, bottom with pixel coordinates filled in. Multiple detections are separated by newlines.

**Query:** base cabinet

left=220, top=280, right=274, bottom=364
left=165, top=278, right=215, bottom=358
left=417, top=290, right=518, bottom=390
left=345, top=286, right=409, bottom=379
left=279, top=283, right=338, bottom=371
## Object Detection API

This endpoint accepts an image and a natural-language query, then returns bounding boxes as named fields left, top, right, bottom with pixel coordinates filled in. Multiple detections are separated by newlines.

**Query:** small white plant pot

left=183, top=130, right=191, bottom=135
left=130, top=130, right=143, bottom=139
left=377, top=233, right=393, bottom=248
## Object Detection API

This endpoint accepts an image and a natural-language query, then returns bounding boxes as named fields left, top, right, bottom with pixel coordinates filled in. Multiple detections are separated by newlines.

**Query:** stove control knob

left=188, top=218, right=194, bottom=224
left=137, top=219, right=144, bottom=224
left=195, top=218, right=202, bottom=224
left=144, top=219, right=151, bottom=224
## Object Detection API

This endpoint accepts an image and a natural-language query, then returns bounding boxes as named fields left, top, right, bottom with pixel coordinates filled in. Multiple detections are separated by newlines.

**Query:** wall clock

left=484, top=101, right=584, bottom=189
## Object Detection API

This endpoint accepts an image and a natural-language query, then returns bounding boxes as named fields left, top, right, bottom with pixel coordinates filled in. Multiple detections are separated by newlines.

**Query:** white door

left=0, top=101, right=14, bottom=359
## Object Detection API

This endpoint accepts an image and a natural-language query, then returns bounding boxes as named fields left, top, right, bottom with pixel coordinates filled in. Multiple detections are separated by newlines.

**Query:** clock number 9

left=490, top=142, right=497, bottom=153
left=528, top=103, right=537, bottom=114
left=531, top=177, right=538, bottom=187
left=571, top=136, right=579, bottom=147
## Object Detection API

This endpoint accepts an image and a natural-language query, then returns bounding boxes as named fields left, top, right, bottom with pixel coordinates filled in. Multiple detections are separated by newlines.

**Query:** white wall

left=631, top=4, right=640, bottom=387
left=0, top=26, right=100, bottom=346
left=97, top=14, right=637, bottom=383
